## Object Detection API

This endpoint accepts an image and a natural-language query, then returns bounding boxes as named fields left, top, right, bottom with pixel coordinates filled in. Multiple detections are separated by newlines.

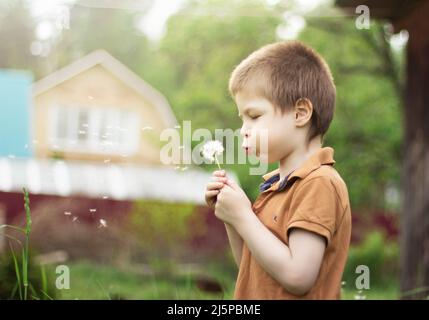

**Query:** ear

left=294, top=98, right=313, bottom=127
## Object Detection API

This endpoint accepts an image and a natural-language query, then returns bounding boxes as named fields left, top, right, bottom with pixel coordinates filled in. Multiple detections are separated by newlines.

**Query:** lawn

left=52, top=261, right=399, bottom=300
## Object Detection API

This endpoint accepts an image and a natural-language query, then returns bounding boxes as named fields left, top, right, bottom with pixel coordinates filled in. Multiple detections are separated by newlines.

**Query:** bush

left=126, top=200, right=201, bottom=262
left=343, top=231, right=399, bottom=288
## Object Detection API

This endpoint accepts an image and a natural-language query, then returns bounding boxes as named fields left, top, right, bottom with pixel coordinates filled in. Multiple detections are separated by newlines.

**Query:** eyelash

left=250, top=115, right=261, bottom=120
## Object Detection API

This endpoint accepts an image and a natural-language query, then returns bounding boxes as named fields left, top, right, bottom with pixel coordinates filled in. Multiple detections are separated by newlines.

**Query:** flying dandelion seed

left=72, top=216, right=79, bottom=222
left=201, top=140, right=224, bottom=170
left=102, top=195, right=109, bottom=199
left=354, top=290, right=366, bottom=300
left=89, top=208, right=97, bottom=214
left=99, top=219, right=107, bottom=228
left=64, top=211, right=72, bottom=216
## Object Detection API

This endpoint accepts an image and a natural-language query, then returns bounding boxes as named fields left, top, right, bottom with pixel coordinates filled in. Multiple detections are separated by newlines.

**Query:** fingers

left=213, top=170, right=226, bottom=177
left=205, top=190, right=220, bottom=198
left=210, top=176, right=227, bottom=183
left=206, top=181, right=225, bottom=191
left=225, top=178, right=237, bottom=189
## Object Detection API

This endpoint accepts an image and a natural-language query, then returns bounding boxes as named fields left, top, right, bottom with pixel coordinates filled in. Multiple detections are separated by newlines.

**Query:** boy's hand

left=215, top=178, right=252, bottom=227
left=205, top=170, right=228, bottom=210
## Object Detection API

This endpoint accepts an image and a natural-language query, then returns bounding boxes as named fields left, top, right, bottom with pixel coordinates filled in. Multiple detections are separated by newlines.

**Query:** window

left=50, top=105, right=140, bottom=155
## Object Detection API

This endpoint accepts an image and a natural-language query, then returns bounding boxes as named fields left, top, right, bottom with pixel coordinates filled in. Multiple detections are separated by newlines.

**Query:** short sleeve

left=285, top=177, right=340, bottom=246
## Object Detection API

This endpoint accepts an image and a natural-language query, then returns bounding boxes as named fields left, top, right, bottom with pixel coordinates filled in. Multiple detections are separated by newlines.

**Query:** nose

left=240, top=124, right=250, bottom=138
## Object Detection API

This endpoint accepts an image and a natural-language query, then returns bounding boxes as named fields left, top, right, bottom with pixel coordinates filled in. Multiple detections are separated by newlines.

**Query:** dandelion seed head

left=201, top=140, right=224, bottom=162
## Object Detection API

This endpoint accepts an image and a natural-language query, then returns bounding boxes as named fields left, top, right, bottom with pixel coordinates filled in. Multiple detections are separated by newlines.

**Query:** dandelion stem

left=214, top=155, right=222, bottom=170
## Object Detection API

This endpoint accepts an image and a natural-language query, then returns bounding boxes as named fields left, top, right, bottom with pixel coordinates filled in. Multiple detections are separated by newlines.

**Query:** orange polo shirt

left=233, top=147, right=351, bottom=300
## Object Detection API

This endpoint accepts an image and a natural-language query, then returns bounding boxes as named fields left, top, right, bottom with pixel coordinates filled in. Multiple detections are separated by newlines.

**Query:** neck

left=278, top=137, right=322, bottom=181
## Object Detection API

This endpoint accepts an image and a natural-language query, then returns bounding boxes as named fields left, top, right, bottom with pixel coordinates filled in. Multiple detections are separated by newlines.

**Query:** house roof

left=32, top=49, right=178, bottom=128
left=0, top=157, right=240, bottom=204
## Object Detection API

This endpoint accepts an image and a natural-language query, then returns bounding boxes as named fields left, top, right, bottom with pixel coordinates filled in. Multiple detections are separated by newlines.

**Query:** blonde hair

left=229, top=41, right=336, bottom=140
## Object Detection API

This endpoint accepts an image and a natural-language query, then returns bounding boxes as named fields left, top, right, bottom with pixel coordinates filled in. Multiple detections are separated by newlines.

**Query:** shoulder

left=298, top=165, right=350, bottom=211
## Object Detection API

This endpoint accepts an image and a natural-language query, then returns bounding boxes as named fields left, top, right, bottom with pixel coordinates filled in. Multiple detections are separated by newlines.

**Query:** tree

left=0, top=0, right=39, bottom=73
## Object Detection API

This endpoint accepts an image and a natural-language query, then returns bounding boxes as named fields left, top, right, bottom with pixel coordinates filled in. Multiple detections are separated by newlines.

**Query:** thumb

left=225, top=178, right=238, bottom=190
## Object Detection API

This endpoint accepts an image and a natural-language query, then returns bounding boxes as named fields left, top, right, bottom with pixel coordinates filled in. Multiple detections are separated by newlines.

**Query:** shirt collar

left=259, top=147, right=336, bottom=193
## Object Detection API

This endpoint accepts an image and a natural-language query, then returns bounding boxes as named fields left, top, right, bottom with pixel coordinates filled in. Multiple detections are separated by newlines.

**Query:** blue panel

left=0, top=69, right=33, bottom=157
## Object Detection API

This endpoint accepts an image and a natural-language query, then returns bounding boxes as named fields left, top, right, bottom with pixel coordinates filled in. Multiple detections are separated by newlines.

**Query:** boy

left=205, top=41, right=351, bottom=299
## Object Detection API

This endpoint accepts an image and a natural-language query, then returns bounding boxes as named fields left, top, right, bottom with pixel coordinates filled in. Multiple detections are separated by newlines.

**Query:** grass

left=53, top=261, right=234, bottom=300
left=0, top=188, right=35, bottom=300
left=47, top=260, right=398, bottom=300
left=0, top=189, right=400, bottom=300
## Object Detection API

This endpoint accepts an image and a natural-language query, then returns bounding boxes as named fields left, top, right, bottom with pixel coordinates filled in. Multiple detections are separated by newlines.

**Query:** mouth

left=242, top=146, right=254, bottom=155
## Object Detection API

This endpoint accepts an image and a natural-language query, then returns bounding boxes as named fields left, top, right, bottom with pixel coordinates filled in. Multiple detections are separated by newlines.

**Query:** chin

left=256, top=152, right=272, bottom=164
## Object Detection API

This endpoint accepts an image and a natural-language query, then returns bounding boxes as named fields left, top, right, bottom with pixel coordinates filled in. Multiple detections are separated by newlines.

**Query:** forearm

left=224, top=222, right=243, bottom=268
left=233, top=210, right=303, bottom=294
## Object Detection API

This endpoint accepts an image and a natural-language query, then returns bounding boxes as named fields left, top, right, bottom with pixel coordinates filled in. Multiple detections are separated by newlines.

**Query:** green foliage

left=299, top=19, right=403, bottom=208
left=0, top=252, right=57, bottom=300
left=343, top=232, right=399, bottom=288
left=153, top=2, right=404, bottom=207
left=127, top=200, right=202, bottom=259
left=0, top=189, right=56, bottom=300
left=0, top=0, right=404, bottom=208
left=0, top=0, right=38, bottom=71
left=152, top=0, right=281, bottom=132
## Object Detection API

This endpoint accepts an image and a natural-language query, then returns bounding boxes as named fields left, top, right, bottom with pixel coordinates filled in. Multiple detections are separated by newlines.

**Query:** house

left=32, top=49, right=177, bottom=165
left=0, top=51, right=231, bottom=257
left=0, top=50, right=219, bottom=203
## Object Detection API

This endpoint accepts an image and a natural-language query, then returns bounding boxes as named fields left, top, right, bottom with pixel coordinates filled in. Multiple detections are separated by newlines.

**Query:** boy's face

left=235, top=89, right=302, bottom=164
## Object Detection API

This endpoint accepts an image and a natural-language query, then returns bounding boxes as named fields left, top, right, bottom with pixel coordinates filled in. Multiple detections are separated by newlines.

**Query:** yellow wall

left=33, top=65, right=170, bottom=165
